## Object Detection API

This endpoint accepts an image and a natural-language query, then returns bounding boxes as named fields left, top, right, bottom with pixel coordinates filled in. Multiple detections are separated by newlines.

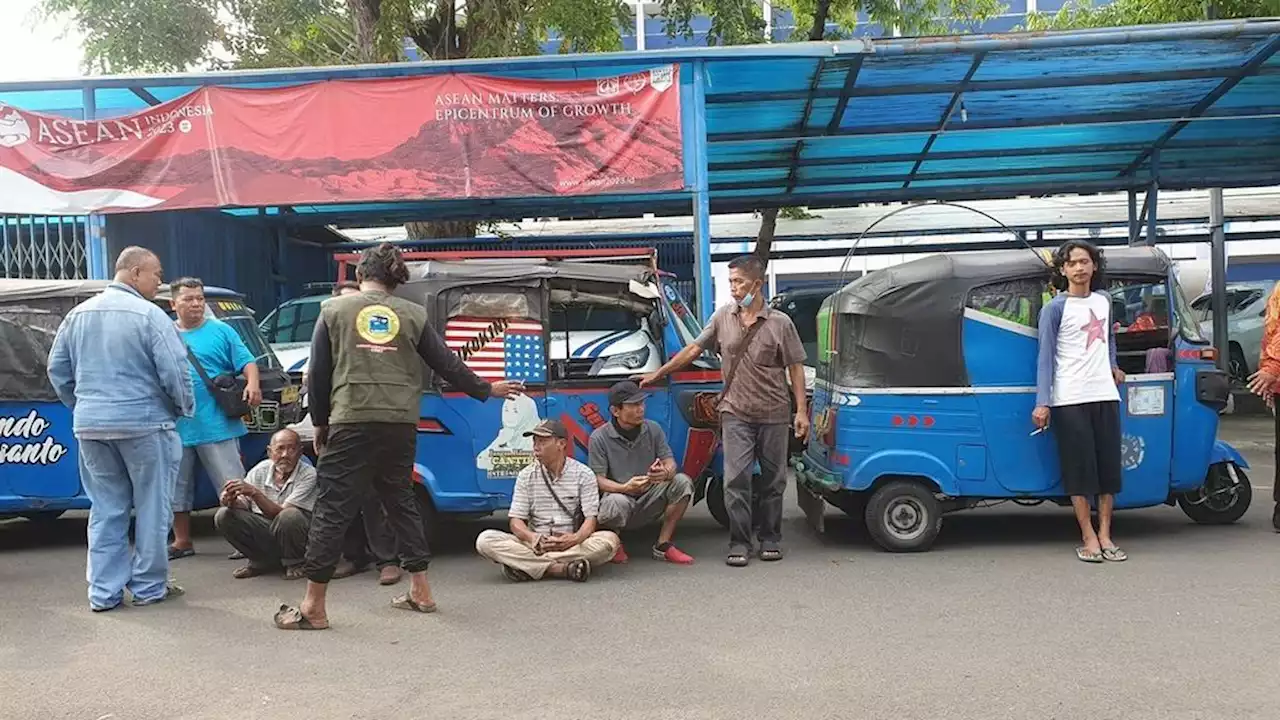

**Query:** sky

left=0, top=0, right=85, bottom=82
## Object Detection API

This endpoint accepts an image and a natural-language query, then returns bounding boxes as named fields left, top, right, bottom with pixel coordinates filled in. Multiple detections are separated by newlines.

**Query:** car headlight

left=593, top=347, right=651, bottom=373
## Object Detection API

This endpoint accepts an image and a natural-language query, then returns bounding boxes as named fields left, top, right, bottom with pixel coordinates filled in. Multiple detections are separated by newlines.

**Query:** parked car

left=1191, top=280, right=1278, bottom=383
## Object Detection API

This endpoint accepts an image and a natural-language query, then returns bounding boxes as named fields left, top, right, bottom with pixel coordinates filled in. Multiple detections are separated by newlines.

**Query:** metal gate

left=0, top=214, right=89, bottom=280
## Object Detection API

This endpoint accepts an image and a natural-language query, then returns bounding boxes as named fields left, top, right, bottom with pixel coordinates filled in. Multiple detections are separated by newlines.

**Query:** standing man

left=1246, top=280, right=1280, bottom=531
left=47, top=247, right=194, bottom=611
left=639, top=255, right=808, bottom=568
left=275, top=242, right=521, bottom=630
left=168, top=277, right=262, bottom=560
left=215, top=429, right=318, bottom=579
left=591, top=381, right=695, bottom=565
left=1032, top=240, right=1128, bottom=564
left=476, top=420, right=620, bottom=582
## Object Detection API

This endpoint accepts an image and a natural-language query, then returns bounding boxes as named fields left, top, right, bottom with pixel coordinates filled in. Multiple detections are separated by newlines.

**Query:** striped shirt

left=509, top=457, right=599, bottom=535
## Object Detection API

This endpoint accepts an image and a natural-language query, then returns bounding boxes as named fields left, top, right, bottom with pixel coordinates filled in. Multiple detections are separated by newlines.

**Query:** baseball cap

left=523, top=419, right=568, bottom=439
left=608, top=380, right=648, bottom=408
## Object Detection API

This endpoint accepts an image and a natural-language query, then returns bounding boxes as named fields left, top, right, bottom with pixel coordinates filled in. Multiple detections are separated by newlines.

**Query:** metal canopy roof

left=0, top=19, right=1279, bottom=224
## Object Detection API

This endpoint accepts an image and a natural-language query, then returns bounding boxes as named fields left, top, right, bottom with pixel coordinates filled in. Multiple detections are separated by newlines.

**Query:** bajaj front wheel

left=865, top=479, right=942, bottom=553
left=1177, top=463, right=1252, bottom=525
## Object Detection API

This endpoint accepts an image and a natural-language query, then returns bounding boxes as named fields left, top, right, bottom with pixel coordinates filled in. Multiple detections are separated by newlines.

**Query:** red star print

left=1082, top=309, right=1105, bottom=349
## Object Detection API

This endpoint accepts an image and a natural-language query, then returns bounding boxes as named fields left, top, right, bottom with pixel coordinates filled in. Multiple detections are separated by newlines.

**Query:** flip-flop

left=1101, top=546, right=1128, bottom=562
left=274, top=604, right=329, bottom=630
left=167, top=546, right=194, bottom=560
left=1076, top=547, right=1104, bottom=563
left=391, top=594, right=438, bottom=613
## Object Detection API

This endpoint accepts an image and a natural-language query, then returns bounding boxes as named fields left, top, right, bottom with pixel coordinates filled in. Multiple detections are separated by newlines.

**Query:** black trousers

left=302, top=423, right=430, bottom=583
left=1051, top=401, right=1122, bottom=497
left=342, top=497, right=401, bottom=570
left=1272, top=408, right=1280, bottom=526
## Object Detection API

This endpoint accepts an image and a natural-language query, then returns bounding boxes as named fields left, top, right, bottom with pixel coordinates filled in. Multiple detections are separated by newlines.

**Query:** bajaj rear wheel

left=1177, top=463, right=1252, bottom=525
left=706, top=475, right=730, bottom=529
left=865, top=479, right=942, bottom=553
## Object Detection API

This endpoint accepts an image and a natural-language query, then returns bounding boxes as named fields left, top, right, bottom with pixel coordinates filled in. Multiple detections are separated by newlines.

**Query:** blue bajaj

left=389, top=255, right=729, bottom=530
left=793, top=247, right=1251, bottom=552
left=0, top=279, right=302, bottom=521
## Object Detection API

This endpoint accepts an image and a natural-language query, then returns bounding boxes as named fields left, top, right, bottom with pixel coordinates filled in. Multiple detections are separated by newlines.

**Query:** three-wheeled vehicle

left=0, top=279, right=303, bottom=522
left=792, top=247, right=1253, bottom=552
left=337, top=249, right=729, bottom=530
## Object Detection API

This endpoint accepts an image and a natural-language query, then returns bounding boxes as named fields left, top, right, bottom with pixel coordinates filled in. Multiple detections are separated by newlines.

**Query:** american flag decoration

left=444, top=316, right=545, bottom=383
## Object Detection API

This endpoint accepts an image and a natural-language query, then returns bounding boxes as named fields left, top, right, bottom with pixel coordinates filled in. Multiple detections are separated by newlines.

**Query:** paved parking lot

left=2, top=417, right=1278, bottom=720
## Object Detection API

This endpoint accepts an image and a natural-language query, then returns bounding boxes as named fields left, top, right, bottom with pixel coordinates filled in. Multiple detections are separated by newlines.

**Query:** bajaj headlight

left=592, top=347, right=651, bottom=374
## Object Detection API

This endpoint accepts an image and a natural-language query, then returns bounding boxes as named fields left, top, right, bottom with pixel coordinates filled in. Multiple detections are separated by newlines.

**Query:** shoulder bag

left=185, top=346, right=252, bottom=419
left=538, top=463, right=585, bottom=532
left=712, top=317, right=768, bottom=413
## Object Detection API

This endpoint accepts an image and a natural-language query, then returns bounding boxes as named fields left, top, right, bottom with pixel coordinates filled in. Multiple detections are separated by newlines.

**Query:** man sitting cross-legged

left=215, top=429, right=318, bottom=579
left=475, top=420, right=620, bottom=583
left=591, top=381, right=694, bottom=565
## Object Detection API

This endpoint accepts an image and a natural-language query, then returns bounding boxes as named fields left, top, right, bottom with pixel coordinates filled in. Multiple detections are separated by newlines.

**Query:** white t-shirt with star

left=1049, top=291, right=1121, bottom=407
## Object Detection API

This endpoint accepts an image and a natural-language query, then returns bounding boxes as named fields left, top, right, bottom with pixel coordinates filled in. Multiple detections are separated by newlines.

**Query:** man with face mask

left=639, top=255, right=808, bottom=568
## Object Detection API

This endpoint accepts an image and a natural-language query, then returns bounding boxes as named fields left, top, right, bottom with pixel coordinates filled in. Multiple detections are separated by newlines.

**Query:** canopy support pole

left=1209, top=188, right=1229, bottom=371
left=685, top=61, right=714, bottom=322
left=1144, top=149, right=1160, bottom=247
left=1127, top=190, right=1138, bottom=244
left=81, top=88, right=110, bottom=280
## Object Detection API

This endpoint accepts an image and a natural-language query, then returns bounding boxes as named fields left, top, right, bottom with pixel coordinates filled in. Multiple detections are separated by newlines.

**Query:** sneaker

left=612, top=544, right=629, bottom=564
left=653, top=544, right=694, bottom=565
left=130, top=581, right=185, bottom=607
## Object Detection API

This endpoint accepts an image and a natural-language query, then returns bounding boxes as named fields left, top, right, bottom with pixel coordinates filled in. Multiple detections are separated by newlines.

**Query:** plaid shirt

left=509, top=457, right=599, bottom=535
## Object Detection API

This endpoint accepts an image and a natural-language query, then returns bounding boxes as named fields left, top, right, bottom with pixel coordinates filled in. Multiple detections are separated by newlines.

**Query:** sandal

left=725, top=550, right=749, bottom=568
left=1100, top=546, right=1128, bottom=562
left=391, top=594, right=437, bottom=613
left=273, top=604, right=329, bottom=630
left=566, top=558, right=591, bottom=583
left=130, top=581, right=185, bottom=607
left=501, top=565, right=533, bottom=583
left=759, top=544, right=783, bottom=562
left=284, top=566, right=306, bottom=580
left=167, top=546, right=194, bottom=561
left=1075, top=546, right=1104, bottom=564
left=233, top=565, right=269, bottom=580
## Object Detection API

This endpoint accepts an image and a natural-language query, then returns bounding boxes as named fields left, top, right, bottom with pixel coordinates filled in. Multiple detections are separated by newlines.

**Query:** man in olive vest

left=274, top=243, right=522, bottom=630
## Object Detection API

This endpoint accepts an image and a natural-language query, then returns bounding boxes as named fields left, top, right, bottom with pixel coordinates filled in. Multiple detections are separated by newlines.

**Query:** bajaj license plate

left=281, top=386, right=299, bottom=405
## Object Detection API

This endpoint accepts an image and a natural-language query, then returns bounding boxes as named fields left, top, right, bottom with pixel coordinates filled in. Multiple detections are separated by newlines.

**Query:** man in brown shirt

left=639, top=255, right=808, bottom=566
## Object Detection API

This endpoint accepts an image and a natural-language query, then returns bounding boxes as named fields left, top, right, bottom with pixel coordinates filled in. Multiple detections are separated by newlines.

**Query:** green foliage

left=1024, top=0, right=1280, bottom=30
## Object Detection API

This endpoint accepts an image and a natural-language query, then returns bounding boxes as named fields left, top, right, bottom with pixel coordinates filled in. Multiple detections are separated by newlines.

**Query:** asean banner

left=0, top=66, right=683, bottom=215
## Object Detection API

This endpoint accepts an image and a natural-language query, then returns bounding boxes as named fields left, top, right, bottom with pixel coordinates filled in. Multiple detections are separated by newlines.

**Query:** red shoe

left=653, top=544, right=694, bottom=565
left=612, top=545, right=629, bottom=564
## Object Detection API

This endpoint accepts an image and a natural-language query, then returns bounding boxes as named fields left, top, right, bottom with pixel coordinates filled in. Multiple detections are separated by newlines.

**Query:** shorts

left=172, top=438, right=245, bottom=512
left=1051, top=401, right=1122, bottom=497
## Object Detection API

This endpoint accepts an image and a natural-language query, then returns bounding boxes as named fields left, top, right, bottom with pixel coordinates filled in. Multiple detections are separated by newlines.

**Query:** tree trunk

left=346, top=0, right=381, bottom=63
left=753, top=0, right=831, bottom=269
left=405, top=219, right=479, bottom=241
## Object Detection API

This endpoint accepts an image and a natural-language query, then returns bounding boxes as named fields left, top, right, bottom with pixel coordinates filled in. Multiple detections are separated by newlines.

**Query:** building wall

left=103, top=210, right=334, bottom=317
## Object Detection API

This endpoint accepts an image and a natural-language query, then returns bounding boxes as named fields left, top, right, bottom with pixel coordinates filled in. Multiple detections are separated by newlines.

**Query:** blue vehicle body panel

left=1210, top=440, right=1249, bottom=470
left=1, top=287, right=284, bottom=516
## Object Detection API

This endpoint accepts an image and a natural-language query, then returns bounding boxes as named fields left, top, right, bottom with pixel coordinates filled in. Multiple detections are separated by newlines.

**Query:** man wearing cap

left=590, top=381, right=694, bottom=564
left=475, top=419, right=621, bottom=582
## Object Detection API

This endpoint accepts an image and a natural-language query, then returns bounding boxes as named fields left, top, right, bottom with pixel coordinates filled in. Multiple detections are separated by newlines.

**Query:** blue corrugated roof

left=0, top=19, right=1278, bottom=223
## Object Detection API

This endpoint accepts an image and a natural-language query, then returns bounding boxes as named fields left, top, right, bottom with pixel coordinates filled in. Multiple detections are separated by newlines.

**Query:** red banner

left=0, top=66, right=683, bottom=215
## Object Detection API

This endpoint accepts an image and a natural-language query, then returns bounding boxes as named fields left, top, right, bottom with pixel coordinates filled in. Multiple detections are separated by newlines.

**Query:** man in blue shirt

left=47, top=246, right=194, bottom=611
left=168, top=277, right=262, bottom=559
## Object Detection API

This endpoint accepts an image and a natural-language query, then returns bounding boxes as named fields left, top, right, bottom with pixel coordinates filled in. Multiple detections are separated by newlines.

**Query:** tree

left=1024, top=0, right=1279, bottom=30
left=41, top=0, right=1001, bottom=243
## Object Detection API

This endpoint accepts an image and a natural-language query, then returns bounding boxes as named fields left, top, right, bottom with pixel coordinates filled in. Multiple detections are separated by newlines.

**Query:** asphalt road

left=2, top=418, right=1278, bottom=720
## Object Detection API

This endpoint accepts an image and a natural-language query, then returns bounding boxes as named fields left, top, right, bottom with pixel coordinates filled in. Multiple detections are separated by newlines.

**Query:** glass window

left=966, top=279, right=1045, bottom=329
left=271, top=304, right=298, bottom=343
left=220, top=316, right=283, bottom=371
left=292, top=301, right=321, bottom=343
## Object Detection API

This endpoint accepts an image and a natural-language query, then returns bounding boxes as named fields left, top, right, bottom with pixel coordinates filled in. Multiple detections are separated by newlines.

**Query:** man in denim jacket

left=47, top=247, right=195, bottom=612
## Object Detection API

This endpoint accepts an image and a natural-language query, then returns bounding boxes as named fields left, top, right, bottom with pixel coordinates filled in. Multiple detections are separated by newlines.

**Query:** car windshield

left=772, top=293, right=827, bottom=363
left=260, top=296, right=324, bottom=345
left=221, top=315, right=284, bottom=370
left=550, top=307, right=641, bottom=332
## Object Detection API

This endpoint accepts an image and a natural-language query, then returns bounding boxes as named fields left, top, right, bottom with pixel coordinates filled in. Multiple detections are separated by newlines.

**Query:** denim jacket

left=47, top=282, right=195, bottom=436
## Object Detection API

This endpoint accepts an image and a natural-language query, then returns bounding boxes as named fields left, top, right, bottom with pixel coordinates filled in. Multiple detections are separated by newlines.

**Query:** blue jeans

left=78, top=430, right=183, bottom=609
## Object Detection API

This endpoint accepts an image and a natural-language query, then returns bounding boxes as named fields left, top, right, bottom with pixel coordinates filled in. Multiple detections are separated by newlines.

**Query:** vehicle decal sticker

left=587, top=329, right=638, bottom=358
left=1121, top=433, right=1145, bottom=470
left=572, top=328, right=630, bottom=358
left=476, top=394, right=540, bottom=477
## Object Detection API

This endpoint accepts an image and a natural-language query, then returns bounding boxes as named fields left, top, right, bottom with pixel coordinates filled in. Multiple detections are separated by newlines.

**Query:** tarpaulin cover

left=0, top=304, right=67, bottom=403
left=824, top=247, right=1171, bottom=388
left=0, top=66, right=683, bottom=215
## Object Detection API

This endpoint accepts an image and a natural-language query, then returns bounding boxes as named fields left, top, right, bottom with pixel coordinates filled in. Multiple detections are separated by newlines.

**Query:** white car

left=1191, top=280, right=1277, bottom=383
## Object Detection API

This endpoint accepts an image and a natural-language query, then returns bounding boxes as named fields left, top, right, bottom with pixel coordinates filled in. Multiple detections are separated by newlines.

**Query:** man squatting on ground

left=639, top=254, right=809, bottom=567
left=274, top=243, right=521, bottom=630
left=590, top=380, right=695, bottom=565
left=1033, top=240, right=1129, bottom=564
left=476, top=419, right=621, bottom=582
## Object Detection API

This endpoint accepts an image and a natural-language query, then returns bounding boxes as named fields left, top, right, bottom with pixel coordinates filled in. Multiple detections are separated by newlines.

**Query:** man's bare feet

left=299, top=599, right=329, bottom=629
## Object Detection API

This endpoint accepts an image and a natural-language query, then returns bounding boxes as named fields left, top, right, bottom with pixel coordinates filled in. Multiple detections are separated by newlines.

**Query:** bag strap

left=183, top=344, right=220, bottom=394
left=538, top=464, right=576, bottom=521
left=719, top=317, right=767, bottom=402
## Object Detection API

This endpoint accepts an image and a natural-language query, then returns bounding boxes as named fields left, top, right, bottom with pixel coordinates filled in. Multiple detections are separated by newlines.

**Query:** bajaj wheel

left=1177, top=463, right=1252, bottom=525
left=706, top=475, right=730, bottom=530
left=865, top=479, right=942, bottom=553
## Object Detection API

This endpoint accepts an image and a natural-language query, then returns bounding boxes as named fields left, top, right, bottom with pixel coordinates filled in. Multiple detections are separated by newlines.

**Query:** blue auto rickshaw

left=0, top=279, right=302, bottom=522
left=792, top=247, right=1252, bottom=552
left=384, top=254, right=729, bottom=530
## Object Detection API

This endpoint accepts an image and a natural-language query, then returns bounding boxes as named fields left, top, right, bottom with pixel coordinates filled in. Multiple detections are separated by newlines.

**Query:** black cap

left=523, top=419, right=568, bottom=439
left=608, top=380, right=648, bottom=408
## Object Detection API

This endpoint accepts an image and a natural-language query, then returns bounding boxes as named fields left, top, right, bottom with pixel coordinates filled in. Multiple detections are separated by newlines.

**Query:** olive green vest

left=320, top=290, right=428, bottom=425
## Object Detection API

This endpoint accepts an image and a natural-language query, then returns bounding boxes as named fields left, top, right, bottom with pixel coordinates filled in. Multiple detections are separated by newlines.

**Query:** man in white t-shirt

left=1033, top=240, right=1128, bottom=564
